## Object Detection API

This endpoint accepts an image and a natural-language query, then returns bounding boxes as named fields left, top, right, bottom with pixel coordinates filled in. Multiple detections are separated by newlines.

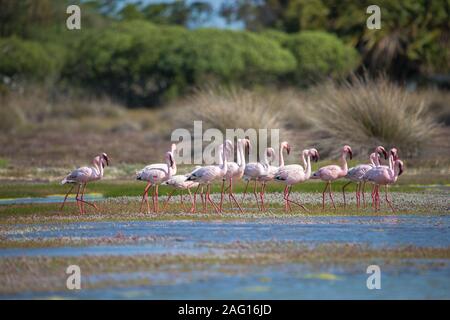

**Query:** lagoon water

left=1, top=216, right=449, bottom=299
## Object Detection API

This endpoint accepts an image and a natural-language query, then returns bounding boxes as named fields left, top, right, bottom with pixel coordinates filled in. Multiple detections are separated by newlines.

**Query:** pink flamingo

left=275, top=148, right=319, bottom=212
left=364, top=148, right=400, bottom=210
left=364, top=158, right=404, bottom=212
left=60, top=153, right=110, bottom=214
left=219, top=138, right=251, bottom=212
left=136, top=144, right=177, bottom=214
left=161, top=173, right=199, bottom=211
left=242, top=141, right=290, bottom=211
left=186, top=140, right=232, bottom=213
left=342, top=146, right=387, bottom=208
left=311, top=145, right=353, bottom=209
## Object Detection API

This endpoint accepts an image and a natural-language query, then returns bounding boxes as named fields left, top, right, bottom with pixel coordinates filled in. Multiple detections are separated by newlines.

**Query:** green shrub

left=284, top=31, right=360, bottom=84
left=0, top=37, right=56, bottom=80
left=66, top=22, right=296, bottom=106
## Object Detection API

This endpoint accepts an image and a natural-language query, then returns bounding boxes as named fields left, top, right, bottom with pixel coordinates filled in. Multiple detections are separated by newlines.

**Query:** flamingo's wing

left=347, top=164, right=372, bottom=181
left=61, top=167, right=93, bottom=184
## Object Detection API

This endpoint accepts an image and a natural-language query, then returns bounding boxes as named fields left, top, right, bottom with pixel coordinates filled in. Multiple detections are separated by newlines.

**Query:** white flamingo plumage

left=219, top=138, right=250, bottom=212
left=161, top=172, right=199, bottom=211
left=242, top=141, right=290, bottom=211
left=342, top=146, right=388, bottom=208
left=311, top=145, right=353, bottom=210
left=186, top=140, right=232, bottom=213
left=275, top=148, right=319, bottom=212
left=364, top=158, right=404, bottom=212
left=364, top=148, right=400, bottom=210
left=61, top=153, right=110, bottom=214
left=136, top=144, right=177, bottom=213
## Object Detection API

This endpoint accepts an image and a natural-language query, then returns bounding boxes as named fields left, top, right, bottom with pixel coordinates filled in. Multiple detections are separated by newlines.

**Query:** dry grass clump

left=176, top=86, right=290, bottom=132
left=0, top=86, right=125, bottom=132
left=305, top=77, right=439, bottom=157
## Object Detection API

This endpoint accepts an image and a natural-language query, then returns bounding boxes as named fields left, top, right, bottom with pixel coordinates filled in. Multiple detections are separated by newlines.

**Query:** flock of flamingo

left=60, top=139, right=404, bottom=215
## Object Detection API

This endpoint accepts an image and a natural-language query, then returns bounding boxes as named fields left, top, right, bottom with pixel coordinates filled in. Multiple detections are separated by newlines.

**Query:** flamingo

left=161, top=172, right=199, bottom=211
left=364, top=158, right=404, bottom=212
left=275, top=148, right=319, bottom=212
left=364, top=148, right=400, bottom=209
left=186, top=140, right=232, bottom=213
left=342, top=146, right=387, bottom=208
left=311, top=145, right=353, bottom=210
left=242, top=142, right=290, bottom=211
left=60, top=153, right=110, bottom=214
left=257, top=142, right=291, bottom=211
left=219, top=138, right=251, bottom=212
left=136, top=144, right=177, bottom=214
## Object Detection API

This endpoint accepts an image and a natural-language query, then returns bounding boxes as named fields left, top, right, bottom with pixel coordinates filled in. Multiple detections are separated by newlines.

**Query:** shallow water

left=1, top=216, right=449, bottom=257
left=6, top=261, right=450, bottom=299
left=1, top=216, right=449, bottom=299
left=0, top=193, right=104, bottom=205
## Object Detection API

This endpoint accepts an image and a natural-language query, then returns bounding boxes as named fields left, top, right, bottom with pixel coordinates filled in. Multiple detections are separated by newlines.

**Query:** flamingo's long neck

left=369, top=153, right=380, bottom=166
left=305, top=152, right=312, bottom=179
left=93, top=157, right=103, bottom=178
left=170, top=155, right=176, bottom=177
left=340, top=152, right=349, bottom=175
left=238, top=141, right=245, bottom=171
left=393, top=161, right=401, bottom=181
left=220, top=143, right=227, bottom=175
left=279, top=145, right=285, bottom=167
left=301, top=150, right=307, bottom=169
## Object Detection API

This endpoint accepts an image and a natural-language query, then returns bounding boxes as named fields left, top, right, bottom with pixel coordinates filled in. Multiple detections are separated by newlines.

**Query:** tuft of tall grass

left=305, top=76, right=439, bottom=157
left=176, top=87, right=288, bottom=132
left=0, top=86, right=125, bottom=132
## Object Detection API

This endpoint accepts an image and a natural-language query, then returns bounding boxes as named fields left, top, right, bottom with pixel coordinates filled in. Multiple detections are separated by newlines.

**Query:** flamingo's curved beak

left=391, top=149, right=399, bottom=161
left=348, top=149, right=353, bottom=160
left=102, top=154, right=110, bottom=167
left=314, top=150, right=320, bottom=162
left=169, top=154, right=174, bottom=168
left=286, top=144, right=291, bottom=155
left=398, top=162, right=404, bottom=176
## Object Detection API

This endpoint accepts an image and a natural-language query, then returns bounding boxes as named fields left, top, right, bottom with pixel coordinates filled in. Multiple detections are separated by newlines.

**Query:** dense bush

left=67, top=21, right=296, bottom=106
left=0, top=37, right=57, bottom=81
left=283, top=31, right=360, bottom=84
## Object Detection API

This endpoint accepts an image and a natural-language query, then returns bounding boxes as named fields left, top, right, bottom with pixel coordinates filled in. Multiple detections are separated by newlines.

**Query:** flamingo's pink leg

left=219, top=179, right=225, bottom=212
left=259, top=183, right=266, bottom=211
left=77, top=183, right=99, bottom=213
left=191, top=185, right=201, bottom=213
left=60, top=184, right=75, bottom=211
left=75, top=184, right=82, bottom=214
left=228, top=179, right=243, bottom=213
left=140, top=182, right=152, bottom=213
left=284, top=186, right=309, bottom=212
left=253, top=180, right=261, bottom=211
left=342, top=181, right=352, bottom=208
left=361, top=181, right=367, bottom=208
left=327, top=182, right=336, bottom=210
left=227, top=179, right=234, bottom=210
left=162, top=189, right=175, bottom=211
left=150, top=185, right=156, bottom=214
left=241, top=181, right=250, bottom=206
left=355, top=182, right=361, bottom=209
left=206, top=184, right=219, bottom=213
left=283, top=186, right=288, bottom=212
left=154, top=185, right=159, bottom=213
left=187, top=188, right=194, bottom=212
left=385, top=185, right=395, bottom=212
left=322, top=182, right=329, bottom=210
left=179, top=190, right=188, bottom=211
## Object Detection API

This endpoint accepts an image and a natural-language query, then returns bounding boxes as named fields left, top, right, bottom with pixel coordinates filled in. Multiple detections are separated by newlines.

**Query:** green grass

left=0, top=179, right=438, bottom=200
left=0, top=158, right=9, bottom=168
